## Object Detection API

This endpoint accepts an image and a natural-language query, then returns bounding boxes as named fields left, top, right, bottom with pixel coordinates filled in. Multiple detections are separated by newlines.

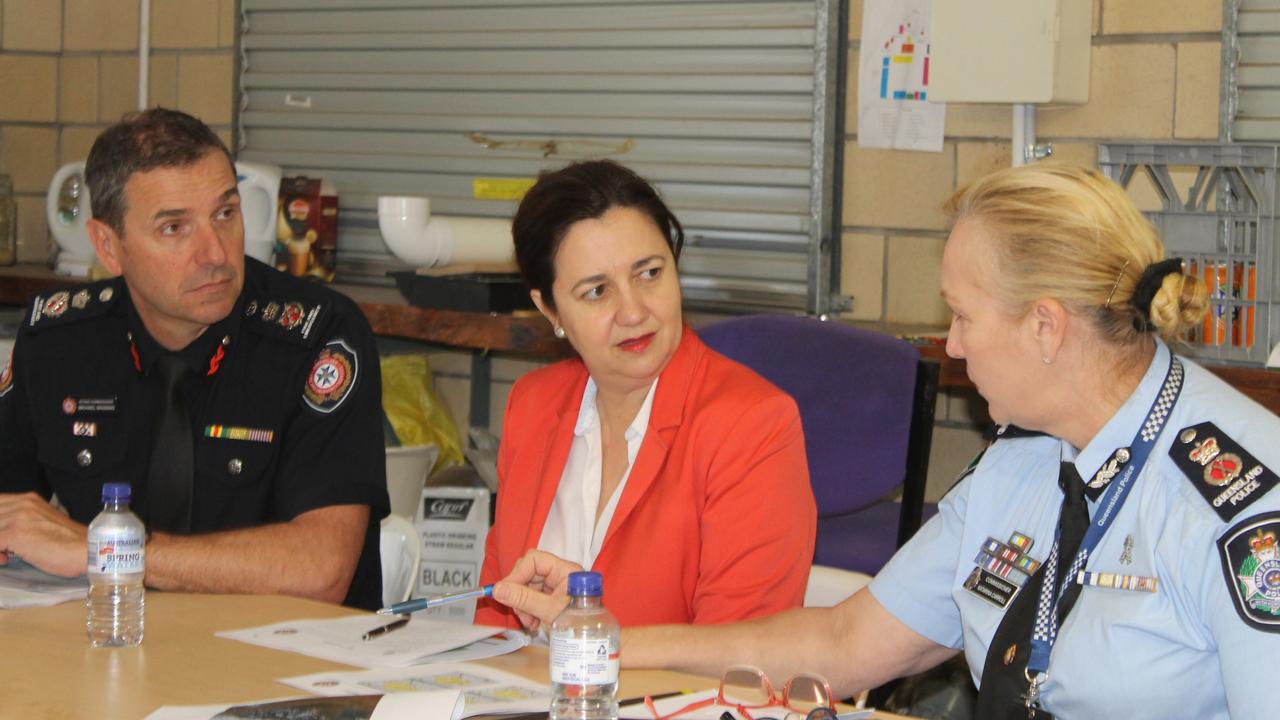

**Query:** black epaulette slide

left=240, top=296, right=328, bottom=347
left=22, top=282, right=120, bottom=333
left=1170, top=421, right=1278, bottom=521
left=987, top=424, right=1048, bottom=442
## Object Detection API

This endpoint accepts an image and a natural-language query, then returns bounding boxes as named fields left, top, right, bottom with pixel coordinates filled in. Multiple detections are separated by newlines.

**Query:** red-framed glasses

left=645, top=666, right=835, bottom=720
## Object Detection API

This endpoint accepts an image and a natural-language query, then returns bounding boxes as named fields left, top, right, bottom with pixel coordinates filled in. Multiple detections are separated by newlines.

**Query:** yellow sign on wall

left=473, top=178, right=536, bottom=201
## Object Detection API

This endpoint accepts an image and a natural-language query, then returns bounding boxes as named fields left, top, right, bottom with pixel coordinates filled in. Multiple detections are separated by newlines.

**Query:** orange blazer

left=476, top=327, right=816, bottom=628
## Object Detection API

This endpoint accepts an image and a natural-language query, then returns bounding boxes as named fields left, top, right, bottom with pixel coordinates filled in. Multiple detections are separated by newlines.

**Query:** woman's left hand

left=491, top=549, right=582, bottom=634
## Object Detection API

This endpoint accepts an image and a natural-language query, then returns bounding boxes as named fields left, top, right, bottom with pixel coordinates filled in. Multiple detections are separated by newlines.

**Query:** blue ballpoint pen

left=377, top=584, right=494, bottom=615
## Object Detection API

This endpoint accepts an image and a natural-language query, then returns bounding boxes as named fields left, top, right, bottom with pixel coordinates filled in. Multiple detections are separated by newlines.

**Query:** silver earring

left=554, top=326, right=566, bottom=339
left=1042, top=356, right=1052, bottom=365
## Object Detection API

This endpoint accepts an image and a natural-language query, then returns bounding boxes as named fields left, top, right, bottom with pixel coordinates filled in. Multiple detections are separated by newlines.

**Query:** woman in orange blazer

left=475, top=161, right=816, bottom=629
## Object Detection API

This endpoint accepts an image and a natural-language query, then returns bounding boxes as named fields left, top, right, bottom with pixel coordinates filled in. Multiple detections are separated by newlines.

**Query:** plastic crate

left=1099, top=143, right=1280, bottom=365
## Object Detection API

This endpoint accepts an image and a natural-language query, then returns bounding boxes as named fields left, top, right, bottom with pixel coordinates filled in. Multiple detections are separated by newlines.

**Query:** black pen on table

left=619, top=691, right=687, bottom=707
left=362, top=614, right=410, bottom=641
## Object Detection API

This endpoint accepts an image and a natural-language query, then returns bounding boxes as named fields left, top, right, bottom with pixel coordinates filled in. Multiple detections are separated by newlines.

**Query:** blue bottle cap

left=101, top=482, right=131, bottom=502
left=567, top=571, right=603, bottom=597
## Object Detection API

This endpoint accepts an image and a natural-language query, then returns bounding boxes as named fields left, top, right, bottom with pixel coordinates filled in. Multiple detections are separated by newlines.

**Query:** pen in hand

left=377, top=584, right=494, bottom=615
left=362, top=614, right=409, bottom=641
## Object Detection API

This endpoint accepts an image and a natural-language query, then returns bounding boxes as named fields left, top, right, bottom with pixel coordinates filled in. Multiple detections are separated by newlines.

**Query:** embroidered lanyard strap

left=1025, top=355, right=1184, bottom=691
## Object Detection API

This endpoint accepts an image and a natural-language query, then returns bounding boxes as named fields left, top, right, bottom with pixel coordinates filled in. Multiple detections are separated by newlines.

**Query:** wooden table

left=0, top=593, right=908, bottom=719
left=0, top=266, right=564, bottom=360
left=5, top=264, right=1278, bottom=416
left=911, top=339, right=1280, bottom=416
left=0, top=265, right=571, bottom=429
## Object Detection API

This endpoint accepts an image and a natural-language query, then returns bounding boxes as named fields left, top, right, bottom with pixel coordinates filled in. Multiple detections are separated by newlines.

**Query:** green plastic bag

left=380, top=354, right=464, bottom=474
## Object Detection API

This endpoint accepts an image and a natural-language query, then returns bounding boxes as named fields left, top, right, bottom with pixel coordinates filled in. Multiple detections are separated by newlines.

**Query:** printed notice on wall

left=858, top=0, right=945, bottom=152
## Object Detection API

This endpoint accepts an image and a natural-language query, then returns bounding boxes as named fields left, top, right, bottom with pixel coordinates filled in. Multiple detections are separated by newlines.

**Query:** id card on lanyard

left=1020, top=355, right=1184, bottom=716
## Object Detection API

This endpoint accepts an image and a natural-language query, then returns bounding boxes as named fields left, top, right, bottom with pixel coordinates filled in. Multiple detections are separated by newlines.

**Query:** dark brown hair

left=86, top=107, right=234, bottom=235
left=512, top=160, right=684, bottom=310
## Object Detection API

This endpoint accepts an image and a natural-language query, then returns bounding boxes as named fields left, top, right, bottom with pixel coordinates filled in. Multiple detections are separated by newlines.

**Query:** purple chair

left=698, top=315, right=939, bottom=576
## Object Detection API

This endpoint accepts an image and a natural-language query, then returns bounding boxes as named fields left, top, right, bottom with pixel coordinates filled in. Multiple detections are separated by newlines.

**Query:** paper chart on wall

left=857, top=0, right=945, bottom=152
left=278, top=661, right=552, bottom=717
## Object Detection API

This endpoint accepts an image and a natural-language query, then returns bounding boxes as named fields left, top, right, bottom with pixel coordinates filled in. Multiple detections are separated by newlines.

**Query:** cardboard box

left=414, top=485, right=490, bottom=623
left=274, top=176, right=338, bottom=282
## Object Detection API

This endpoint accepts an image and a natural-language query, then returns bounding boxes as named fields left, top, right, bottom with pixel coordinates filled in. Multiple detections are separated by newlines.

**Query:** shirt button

left=77, top=449, right=92, bottom=467
left=227, top=458, right=243, bottom=475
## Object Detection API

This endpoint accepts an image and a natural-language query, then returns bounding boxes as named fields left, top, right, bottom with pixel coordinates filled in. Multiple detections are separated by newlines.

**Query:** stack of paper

left=216, top=615, right=514, bottom=668
left=0, top=559, right=88, bottom=609
left=281, top=662, right=552, bottom=717
left=146, top=689, right=461, bottom=720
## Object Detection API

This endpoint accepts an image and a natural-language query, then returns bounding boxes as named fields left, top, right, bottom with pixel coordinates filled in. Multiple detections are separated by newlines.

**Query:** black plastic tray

left=389, top=271, right=534, bottom=313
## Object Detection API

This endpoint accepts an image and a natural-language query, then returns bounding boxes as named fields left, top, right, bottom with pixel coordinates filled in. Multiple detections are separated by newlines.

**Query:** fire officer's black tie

left=146, top=354, right=194, bottom=533
left=975, top=461, right=1090, bottom=719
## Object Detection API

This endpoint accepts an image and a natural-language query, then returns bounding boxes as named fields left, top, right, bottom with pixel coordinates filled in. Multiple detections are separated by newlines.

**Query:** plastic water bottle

left=86, top=482, right=145, bottom=647
left=549, top=571, right=620, bottom=720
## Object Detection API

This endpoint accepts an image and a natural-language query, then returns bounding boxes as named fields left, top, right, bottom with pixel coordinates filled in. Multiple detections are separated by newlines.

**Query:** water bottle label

left=87, top=532, right=145, bottom=575
left=550, top=636, right=619, bottom=685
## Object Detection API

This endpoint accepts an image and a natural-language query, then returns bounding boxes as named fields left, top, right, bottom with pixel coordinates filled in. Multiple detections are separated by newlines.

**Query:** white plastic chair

left=385, top=444, right=438, bottom=519
left=804, top=564, right=873, bottom=709
left=379, top=514, right=422, bottom=606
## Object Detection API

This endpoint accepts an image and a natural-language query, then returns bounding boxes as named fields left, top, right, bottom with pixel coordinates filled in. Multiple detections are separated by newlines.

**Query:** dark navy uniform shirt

left=0, top=258, right=389, bottom=610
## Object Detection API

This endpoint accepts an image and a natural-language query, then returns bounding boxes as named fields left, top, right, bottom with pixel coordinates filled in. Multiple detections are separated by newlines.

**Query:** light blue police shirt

left=871, top=340, right=1280, bottom=719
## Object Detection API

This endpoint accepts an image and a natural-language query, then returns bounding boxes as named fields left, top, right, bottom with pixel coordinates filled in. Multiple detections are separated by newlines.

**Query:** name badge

left=62, top=396, right=117, bottom=415
left=964, top=567, right=1019, bottom=608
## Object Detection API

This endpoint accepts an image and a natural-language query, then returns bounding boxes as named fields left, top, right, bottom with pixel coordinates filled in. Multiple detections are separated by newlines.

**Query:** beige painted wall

left=0, top=0, right=236, bottom=264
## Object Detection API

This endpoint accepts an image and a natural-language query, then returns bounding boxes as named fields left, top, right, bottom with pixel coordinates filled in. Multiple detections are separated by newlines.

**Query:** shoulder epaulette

left=21, top=280, right=121, bottom=334
left=1170, top=421, right=1279, bottom=521
left=240, top=295, right=330, bottom=348
left=986, top=424, right=1048, bottom=442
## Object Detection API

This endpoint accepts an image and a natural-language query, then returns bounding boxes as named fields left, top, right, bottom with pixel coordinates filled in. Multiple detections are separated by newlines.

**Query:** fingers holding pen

left=509, top=549, right=582, bottom=590
left=492, top=549, right=582, bottom=631
left=492, top=579, right=569, bottom=633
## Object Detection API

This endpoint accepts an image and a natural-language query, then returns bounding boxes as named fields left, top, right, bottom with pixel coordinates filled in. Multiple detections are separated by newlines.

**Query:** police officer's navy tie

left=975, top=461, right=1090, bottom=718
left=146, top=354, right=194, bottom=533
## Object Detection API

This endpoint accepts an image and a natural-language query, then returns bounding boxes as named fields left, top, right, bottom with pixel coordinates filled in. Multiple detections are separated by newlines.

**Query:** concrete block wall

left=0, top=0, right=236, bottom=264
left=840, top=0, right=1223, bottom=499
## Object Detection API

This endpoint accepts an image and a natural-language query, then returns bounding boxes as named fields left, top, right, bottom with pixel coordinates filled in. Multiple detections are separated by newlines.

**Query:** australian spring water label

left=87, top=532, right=145, bottom=575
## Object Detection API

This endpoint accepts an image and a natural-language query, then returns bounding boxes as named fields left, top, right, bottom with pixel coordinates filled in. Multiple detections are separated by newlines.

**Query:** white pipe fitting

left=377, top=196, right=513, bottom=269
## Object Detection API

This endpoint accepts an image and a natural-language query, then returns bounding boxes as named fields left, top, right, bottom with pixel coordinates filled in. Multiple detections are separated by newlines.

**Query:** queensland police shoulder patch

left=303, top=338, right=358, bottom=414
left=1218, top=511, right=1280, bottom=633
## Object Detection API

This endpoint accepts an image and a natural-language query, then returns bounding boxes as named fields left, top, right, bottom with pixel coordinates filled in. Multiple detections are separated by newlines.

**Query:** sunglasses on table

left=645, top=665, right=836, bottom=720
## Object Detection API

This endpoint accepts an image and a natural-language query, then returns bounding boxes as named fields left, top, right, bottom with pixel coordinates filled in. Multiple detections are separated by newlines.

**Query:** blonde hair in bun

left=1147, top=271, right=1209, bottom=341
left=944, top=163, right=1209, bottom=348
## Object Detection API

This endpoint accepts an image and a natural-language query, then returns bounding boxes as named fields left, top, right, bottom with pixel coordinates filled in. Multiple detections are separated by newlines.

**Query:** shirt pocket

left=195, top=433, right=277, bottom=489
left=36, top=424, right=130, bottom=481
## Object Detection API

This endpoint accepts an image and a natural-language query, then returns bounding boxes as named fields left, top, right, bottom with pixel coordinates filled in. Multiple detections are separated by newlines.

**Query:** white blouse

left=536, top=377, right=657, bottom=570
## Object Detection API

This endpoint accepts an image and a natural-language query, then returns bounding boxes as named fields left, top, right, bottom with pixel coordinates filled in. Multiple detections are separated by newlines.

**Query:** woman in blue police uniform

left=0, top=109, right=388, bottom=610
left=489, top=164, right=1280, bottom=719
